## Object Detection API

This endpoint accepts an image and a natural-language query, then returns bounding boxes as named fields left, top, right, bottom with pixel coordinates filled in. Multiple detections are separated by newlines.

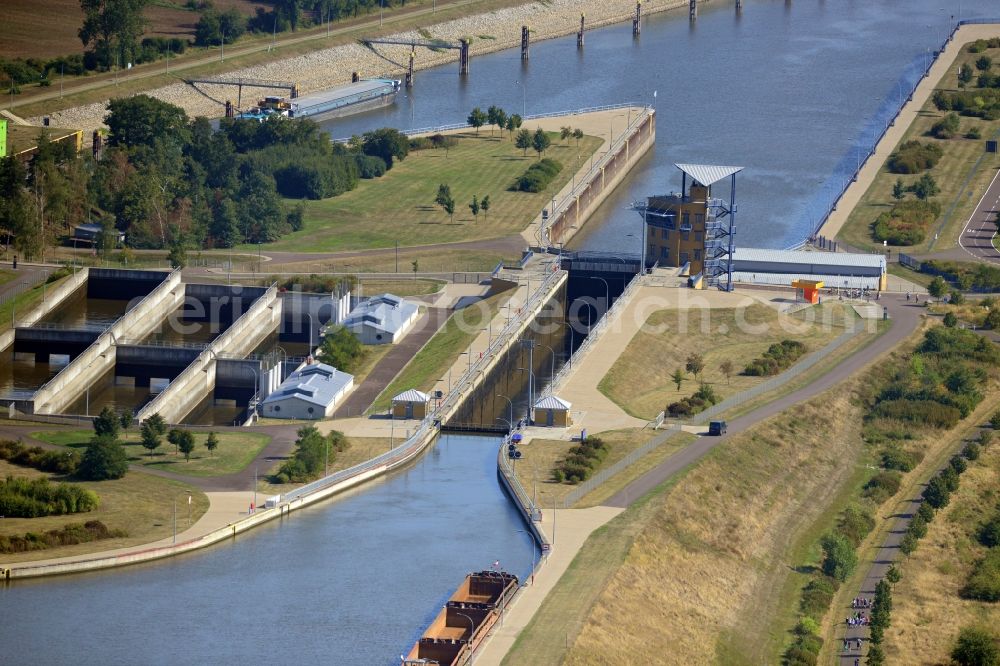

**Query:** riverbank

left=817, top=23, right=1000, bottom=245
left=30, top=0, right=686, bottom=134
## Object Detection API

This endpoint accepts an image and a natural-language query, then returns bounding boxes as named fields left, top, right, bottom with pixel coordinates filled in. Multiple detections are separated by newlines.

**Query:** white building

left=260, top=362, right=354, bottom=420
left=341, top=294, right=420, bottom=345
left=731, top=248, right=887, bottom=291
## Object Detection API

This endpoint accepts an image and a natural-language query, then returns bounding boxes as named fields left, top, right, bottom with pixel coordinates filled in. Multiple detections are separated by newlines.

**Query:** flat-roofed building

left=260, top=362, right=354, bottom=419
left=731, top=248, right=887, bottom=291
left=342, top=293, right=420, bottom=345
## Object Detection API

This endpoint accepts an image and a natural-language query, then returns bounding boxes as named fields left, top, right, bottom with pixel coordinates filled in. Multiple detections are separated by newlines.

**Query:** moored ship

left=403, top=570, right=519, bottom=666
left=240, top=78, right=400, bottom=122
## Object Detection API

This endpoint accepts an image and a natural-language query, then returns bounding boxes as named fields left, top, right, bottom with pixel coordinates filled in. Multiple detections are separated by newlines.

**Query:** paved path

left=957, top=167, right=1000, bottom=264
left=330, top=307, right=450, bottom=418
left=602, top=294, right=922, bottom=508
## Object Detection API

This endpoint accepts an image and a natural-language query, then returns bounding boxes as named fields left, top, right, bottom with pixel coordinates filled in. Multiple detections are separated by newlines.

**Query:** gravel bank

left=32, top=0, right=687, bottom=132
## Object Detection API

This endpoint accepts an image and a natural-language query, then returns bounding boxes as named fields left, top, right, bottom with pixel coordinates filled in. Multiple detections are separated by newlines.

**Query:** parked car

left=708, top=420, right=727, bottom=436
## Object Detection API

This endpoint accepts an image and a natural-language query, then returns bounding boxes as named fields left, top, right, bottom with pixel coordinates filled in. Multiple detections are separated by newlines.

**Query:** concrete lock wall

left=0, top=268, right=90, bottom=354
left=32, top=270, right=183, bottom=415
left=136, top=286, right=281, bottom=423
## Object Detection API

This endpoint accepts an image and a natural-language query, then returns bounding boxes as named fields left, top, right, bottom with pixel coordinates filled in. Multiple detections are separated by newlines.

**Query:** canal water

left=318, top=0, right=997, bottom=251
left=0, top=434, right=538, bottom=666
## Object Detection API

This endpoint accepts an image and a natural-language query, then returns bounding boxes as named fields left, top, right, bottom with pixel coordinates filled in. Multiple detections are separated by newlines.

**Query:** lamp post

left=496, top=394, right=513, bottom=428
left=455, top=611, right=476, bottom=650
left=516, top=529, right=536, bottom=586
left=304, top=312, right=315, bottom=354
left=514, top=80, right=526, bottom=116
left=590, top=275, right=609, bottom=312
left=536, top=343, right=556, bottom=384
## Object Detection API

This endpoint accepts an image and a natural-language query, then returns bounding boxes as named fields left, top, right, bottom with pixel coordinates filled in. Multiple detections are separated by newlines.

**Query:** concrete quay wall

left=32, top=270, right=183, bottom=415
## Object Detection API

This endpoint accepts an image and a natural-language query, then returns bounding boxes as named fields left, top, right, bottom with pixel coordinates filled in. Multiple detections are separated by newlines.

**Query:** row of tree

left=0, top=95, right=407, bottom=260
left=433, top=184, right=491, bottom=223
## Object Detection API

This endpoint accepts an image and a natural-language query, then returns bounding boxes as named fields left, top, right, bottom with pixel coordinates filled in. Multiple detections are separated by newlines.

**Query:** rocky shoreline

left=35, top=0, right=689, bottom=132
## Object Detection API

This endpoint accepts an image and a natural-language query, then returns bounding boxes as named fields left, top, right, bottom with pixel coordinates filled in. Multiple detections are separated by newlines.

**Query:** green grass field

left=368, top=289, right=512, bottom=413
left=837, top=43, right=1000, bottom=254
left=249, top=132, right=601, bottom=253
left=32, top=429, right=271, bottom=477
left=0, top=459, right=208, bottom=562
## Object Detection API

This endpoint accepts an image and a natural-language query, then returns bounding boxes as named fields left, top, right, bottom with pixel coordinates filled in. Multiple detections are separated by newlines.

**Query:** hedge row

left=742, top=340, right=807, bottom=377
left=553, top=437, right=609, bottom=485
left=0, top=439, right=79, bottom=475
left=0, top=476, right=99, bottom=518
left=510, top=158, right=562, bottom=193
left=0, top=520, right=125, bottom=554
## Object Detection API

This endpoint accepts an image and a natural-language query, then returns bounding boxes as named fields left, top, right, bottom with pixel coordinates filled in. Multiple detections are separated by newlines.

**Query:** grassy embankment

left=836, top=41, right=1000, bottom=254
left=7, top=0, right=531, bottom=117
left=506, top=372, right=872, bottom=665
left=254, top=132, right=602, bottom=254
left=0, top=272, right=73, bottom=334
left=32, top=429, right=271, bottom=477
left=598, top=302, right=856, bottom=420
left=0, top=459, right=208, bottom=563
left=880, top=423, right=1000, bottom=663
left=511, top=428, right=692, bottom=509
left=368, top=288, right=513, bottom=412
left=256, top=435, right=392, bottom=494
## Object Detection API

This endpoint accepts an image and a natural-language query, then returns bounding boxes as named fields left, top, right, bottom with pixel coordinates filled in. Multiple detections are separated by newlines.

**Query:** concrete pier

left=633, top=1, right=642, bottom=36
left=578, top=14, right=585, bottom=48
left=521, top=26, right=530, bottom=60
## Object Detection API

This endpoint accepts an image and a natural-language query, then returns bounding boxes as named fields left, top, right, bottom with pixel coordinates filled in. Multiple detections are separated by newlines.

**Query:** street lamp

left=455, top=611, right=476, bottom=656
left=536, top=343, right=557, bottom=384
left=514, top=80, right=526, bottom=116
left=516, top=529, right=536, bottom=585
left=496, top=394, right=513, bottom=428
left=590, top=275, right=610, bottom=311
left=304, top=312, right=315, bottom=354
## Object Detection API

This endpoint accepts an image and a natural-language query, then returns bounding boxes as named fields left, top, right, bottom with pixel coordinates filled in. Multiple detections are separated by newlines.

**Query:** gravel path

left=32, top=0, right=687, bottom=133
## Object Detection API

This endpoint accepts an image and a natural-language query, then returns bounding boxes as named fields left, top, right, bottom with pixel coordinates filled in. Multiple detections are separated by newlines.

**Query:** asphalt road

left=603, top=294, right=923, bottom=508
left=958, top=167, right=1000, bottom=263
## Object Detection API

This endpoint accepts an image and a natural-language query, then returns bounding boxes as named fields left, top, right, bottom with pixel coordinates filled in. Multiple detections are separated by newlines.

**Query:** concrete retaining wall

left=0, top=268, right=89, bottom=354
left=32, top=270, right=183, bottom=414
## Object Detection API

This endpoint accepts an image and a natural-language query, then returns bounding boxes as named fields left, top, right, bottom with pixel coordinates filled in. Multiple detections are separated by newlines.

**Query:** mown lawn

left=598, top=303, right=855, bottom=421
left=31, top=429, right=271, bottom=478
left=368, top=288, right=512, bottom=412
left=837, top=42, right=1000, bottom=254
left=0, top=459, right=208, bottom=563
left=252, top=131, right=601, bottom=253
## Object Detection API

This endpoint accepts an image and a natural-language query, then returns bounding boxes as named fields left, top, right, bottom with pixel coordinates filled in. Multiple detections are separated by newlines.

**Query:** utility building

left=392, top=389, right=431, bottom=419
left=533, top=395, right=572, bottom=427
left=731, top=248, right=887, bottom=291
left=260, top=362, right=353, bottom=419
left=341, top=294, right=419, bottom=345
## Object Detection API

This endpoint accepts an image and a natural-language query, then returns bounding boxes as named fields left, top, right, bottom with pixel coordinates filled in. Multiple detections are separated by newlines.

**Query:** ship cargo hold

left=288, top=78, right=401, bottom=120
left=404, top=570, right=519, bottom=666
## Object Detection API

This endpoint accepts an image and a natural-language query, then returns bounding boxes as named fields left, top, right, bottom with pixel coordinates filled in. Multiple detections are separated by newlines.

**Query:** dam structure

left=0, top=268, right=342, bottom=425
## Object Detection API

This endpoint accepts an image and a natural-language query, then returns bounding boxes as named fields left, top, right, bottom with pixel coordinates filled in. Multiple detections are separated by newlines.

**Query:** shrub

left=800, top=577, right=837, bottom=618
left=907, top=514, right=928, bottom=540
left=962, top=548, right=1000, bottom=601
left=666, top=385, right=721, bottom=417
left=951, top=455, right=969, bottom=474
left=931, top=112, right=962, bottom=139
left=511, top=158, right=563, bottom=193
left=917, top=501, right=935, bottom=524
left=77, top=436, right=128, bottom=481
left=881, top=445, right=921, bottom=472
left=872, top=199, right=941, bottom=246
left=871, top=399, right=961, bottom=429
left=979, top=516, right=1000, bottom=548
left=863, top=471, right=902, bottom=503
left=0, top=440, right=80, bottom=475
left=837, top=506, right=875, bottom=547
left=967, top=126, right=983, bottom=140
left=0, top=520, right=126, bottom=554
left=0, top=476, right=99, bottom=517
left=964, top=442, right=982, bottom=461
left=554, top=436, right=609, bottom=484
left=354, top=154, right=387, bottom=179
left=887, top=140, right=943, bottom=174
left=820, top=532, right=857, bottom=582
left=951, top=626, right=1000, bottom=666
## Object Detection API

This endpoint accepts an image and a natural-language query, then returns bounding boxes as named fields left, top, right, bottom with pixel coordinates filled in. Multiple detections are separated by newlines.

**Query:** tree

left=976, top=55, right=993, bottom=72
left=992, top=410, right=1000, bottom=430
left=573, top=128, right=584, bottom=145
left=480, top=195, right=491, bottom=221
left=820, top=532, right=857, bottom=581
left=167, top=233, right=188, bottom=268
left=532, top=128, right=551, bottom=158
left=911, top=173, right=940, bottom=201
left=952, top=626, right=999, bottom=666
left=959, top=62, right=975, bottom=87
left=205, top=431, right=220, bottom=456
left=93, top=406, right=121, bottom=439
left=506, top=114, right=523, bottom=139
left=515, top=129, right=532, bottom=156
left=412, top=259, right=419, bottom=277
left=78, top=435, right=129, bottom=480
left=866, top=644, right=886, bottom=665
left=105, top=95, right=189, bottom=150
left=469, top=195, right=480, bottom=222
left=79, top=0, right=149, bottom=71
left=892, top=178, right=905, bottom=201
left=361, top=128, right=409, bottom=170
left=145, top=413, right=167, bottom=437
left=495, top=109, right=508, bottom=138
left=560, top=125, right=572, bottom=143
left=467, top=107, right=487, bottom=135
left=928, top=275, right=948, bottom=298
left=317, top=325, right=364, bottom=372
left=140, top=420, right=163, bottom=457
left=167, top=428, right=185, bottom=455
left=672, top=368, right=685, bottom=391
left=685, top=353, right=705, bottom=380
left=886, top=564, right=902, bottom=585
left=944, top=311, right=958, bottom=328
left=720, top=360, right=734, bottom=384
left=441, top=195, right=455, bottom=223
left=119, top=410, right=133, bottom=436
left=486, top=105, right=502, bottom=136
left=922, top=475, right=951, bottom=509
left=177, top=429, right=195, bottom=461
left=985, top=307, right=1000, bottom=330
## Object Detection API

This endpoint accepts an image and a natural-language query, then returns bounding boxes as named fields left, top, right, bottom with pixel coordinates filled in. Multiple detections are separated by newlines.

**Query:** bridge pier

left=459, top=39, right=470, bottom=75
left=633, top=1, right=641, bottom=36
left=578, top=14, right=585, bottom=48
left=521, top=26, right=529, bottom=60
left=405, top=50, right=414, bottom=88
left=689, top=0, right=697, bottom=21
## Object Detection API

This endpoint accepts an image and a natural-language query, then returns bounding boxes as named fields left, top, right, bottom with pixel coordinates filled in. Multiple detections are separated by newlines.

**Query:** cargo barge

left=239, top=78, right=400, bottom=122
left=403, top=570, right=519, bottom=666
